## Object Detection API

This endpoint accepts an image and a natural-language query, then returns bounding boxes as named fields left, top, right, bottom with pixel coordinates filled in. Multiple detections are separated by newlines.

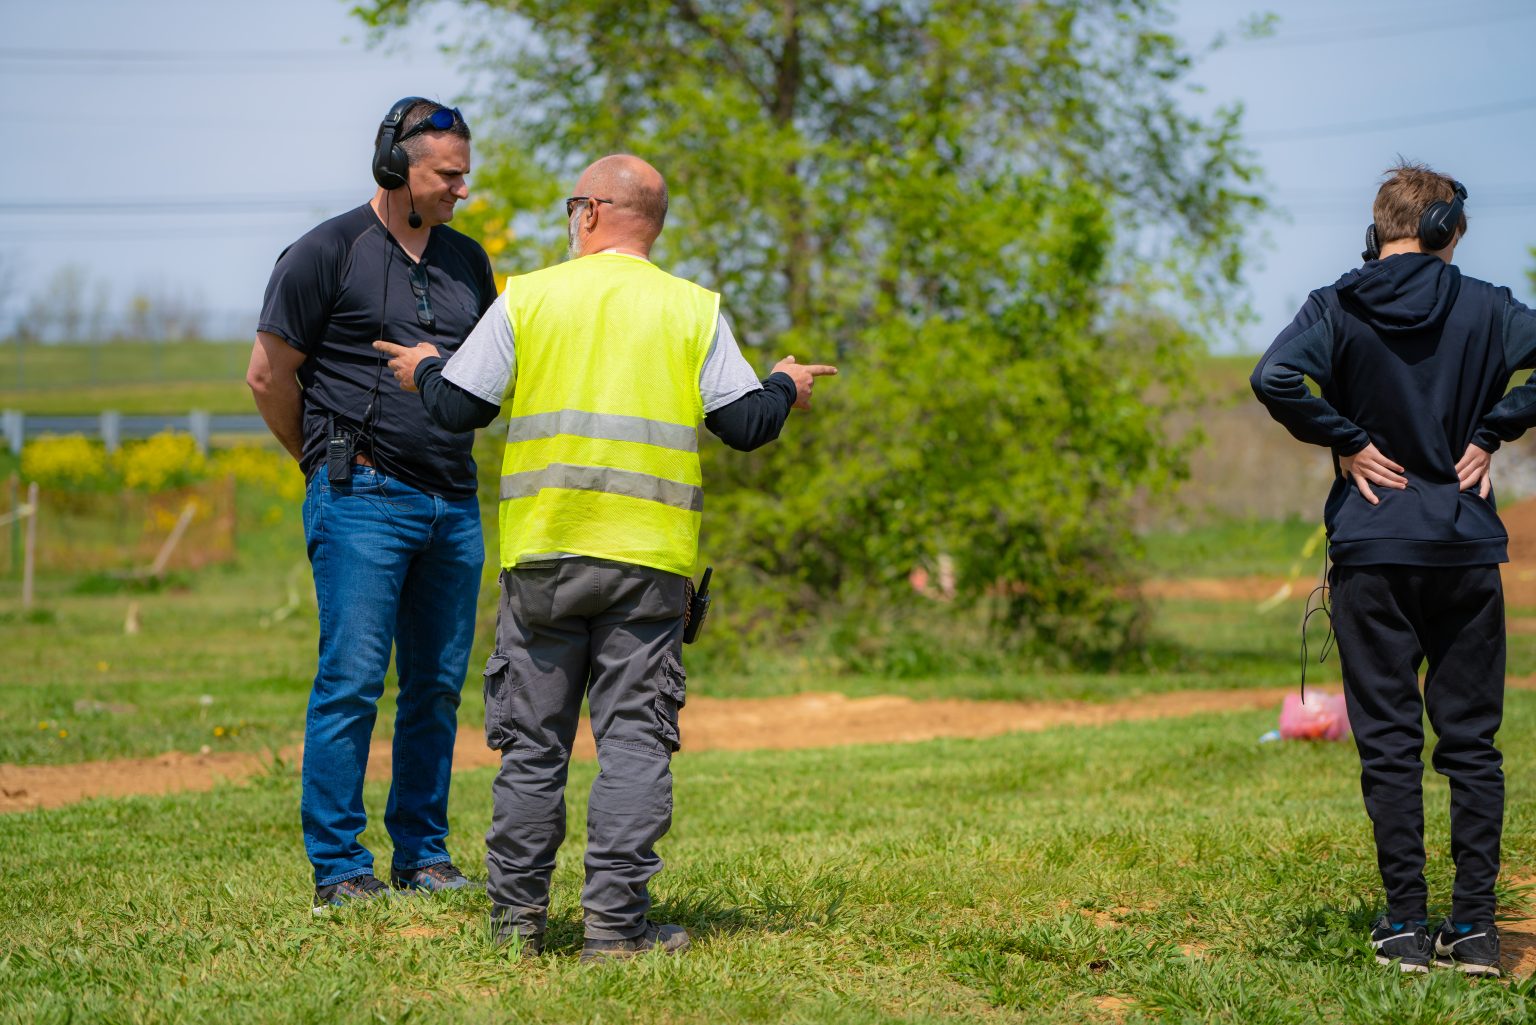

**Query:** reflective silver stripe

left=501, top=463, right=703, bottom=513
left=505, top=409, right=698, bottom=453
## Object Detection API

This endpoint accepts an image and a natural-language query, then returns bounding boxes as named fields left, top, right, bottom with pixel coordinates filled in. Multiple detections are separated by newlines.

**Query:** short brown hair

left=1373, top=161, right=1467, bottom=246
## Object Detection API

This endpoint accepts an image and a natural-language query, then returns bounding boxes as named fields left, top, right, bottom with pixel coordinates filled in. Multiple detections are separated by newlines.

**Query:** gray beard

left=566, top=214, right=582, bottom=261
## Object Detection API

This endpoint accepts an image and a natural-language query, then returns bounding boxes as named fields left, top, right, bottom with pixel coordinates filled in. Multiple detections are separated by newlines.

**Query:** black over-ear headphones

left=373, top=96, right=426, bottom=191
left=1363, top=180, right=1468, bottom=261
left=1419, top=180, right=1468, bottom=252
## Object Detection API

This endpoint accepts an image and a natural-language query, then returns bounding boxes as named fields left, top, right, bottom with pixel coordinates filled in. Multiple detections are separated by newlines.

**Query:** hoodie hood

left=1335, top=252, right=1462, bottom=335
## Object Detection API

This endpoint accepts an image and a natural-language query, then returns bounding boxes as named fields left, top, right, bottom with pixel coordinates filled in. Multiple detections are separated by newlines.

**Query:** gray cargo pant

left=482, top=556, right=688, bottom=941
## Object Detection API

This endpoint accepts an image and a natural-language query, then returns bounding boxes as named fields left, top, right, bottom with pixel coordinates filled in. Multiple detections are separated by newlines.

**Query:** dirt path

left=0, top=684, right=1308, bottom=815
left=1139, top=576, right=1296, bottom=602
left=10, top=678, right=1536, bottom=816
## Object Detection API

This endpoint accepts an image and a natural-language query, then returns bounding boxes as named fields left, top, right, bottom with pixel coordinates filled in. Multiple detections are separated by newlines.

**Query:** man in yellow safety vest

left=376, top=153, right=835, bottom=960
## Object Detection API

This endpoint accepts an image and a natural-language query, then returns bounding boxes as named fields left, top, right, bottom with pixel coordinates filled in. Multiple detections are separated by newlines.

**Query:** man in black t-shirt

left=247, top=98, right=498, bottom=909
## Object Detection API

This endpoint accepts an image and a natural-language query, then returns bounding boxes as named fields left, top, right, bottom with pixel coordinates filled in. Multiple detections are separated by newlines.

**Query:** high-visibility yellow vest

left=497, top=253, right=718, bottom=576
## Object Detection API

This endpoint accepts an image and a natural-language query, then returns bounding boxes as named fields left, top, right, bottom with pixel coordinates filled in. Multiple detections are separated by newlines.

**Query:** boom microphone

left=407, top=181, right=423, bottom=229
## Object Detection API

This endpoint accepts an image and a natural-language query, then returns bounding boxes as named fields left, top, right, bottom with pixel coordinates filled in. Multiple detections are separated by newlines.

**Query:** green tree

left=359, top=0, right=1264, bottom=664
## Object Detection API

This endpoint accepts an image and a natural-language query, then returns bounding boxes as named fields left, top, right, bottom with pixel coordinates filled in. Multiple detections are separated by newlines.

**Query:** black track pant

left=1330, top=564, right=1505, bottom=923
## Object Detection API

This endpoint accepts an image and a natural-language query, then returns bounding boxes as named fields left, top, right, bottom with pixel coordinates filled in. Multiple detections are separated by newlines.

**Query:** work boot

left=580, top=922, right=690, bottom=963
left=491, top=907, right=545, bottom=959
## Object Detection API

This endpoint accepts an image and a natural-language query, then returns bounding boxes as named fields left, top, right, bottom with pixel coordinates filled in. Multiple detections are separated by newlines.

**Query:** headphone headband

left=372, top=96, right=427, bottom=191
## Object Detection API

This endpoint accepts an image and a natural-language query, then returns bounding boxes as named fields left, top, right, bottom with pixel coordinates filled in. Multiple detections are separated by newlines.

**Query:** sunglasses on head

left=396, top=107, right=464, bottom=145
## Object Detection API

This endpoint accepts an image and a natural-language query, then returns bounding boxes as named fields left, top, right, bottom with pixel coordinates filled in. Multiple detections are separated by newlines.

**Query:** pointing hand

left=771, top=354, right=839, bottom=411
left=371, top=340, right=441, bottom=393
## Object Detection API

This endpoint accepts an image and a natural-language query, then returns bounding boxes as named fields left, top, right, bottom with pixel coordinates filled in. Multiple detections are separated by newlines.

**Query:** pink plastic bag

left=1278, top=691, right=1351, bottom=741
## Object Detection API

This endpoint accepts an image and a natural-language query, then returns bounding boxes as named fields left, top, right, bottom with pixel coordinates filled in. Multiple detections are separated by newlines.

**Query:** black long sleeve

left=705, top=372, right=796, bottom=451
left=414, top=356, right=501, bottom=432
left=1250, top=291, right=1371, bottom=455
left=415, top=358, right=793, bottom=444
left=1472, top=296, right=1536, bottom=451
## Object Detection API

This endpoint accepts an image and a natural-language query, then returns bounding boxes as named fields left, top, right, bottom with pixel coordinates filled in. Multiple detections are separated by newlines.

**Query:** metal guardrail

left=1, top=410, right=268, bottom=453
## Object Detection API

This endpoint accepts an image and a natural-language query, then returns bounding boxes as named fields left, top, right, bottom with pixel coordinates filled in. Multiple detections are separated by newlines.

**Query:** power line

left=1249, top=96, right=1536, bottom=143
left=0, top=46, right=369, bottom=61
left=0, top=195, right=362, bottom=216
left=1235, top=6, right=1535, bottom=48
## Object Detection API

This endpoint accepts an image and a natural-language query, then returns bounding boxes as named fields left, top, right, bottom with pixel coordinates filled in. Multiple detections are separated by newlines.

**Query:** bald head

left=574, top=154, right=669, bottom=244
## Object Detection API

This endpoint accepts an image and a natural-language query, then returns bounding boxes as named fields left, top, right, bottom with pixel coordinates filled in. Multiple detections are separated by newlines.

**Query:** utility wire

left=0, top=195, right=361, bottom=215
left=1249, top=96, right=1536, bottom=143
left=1235, top=6, right=1535, bottom=48
left=0, top=47, right=368, bottom=62
left=0, top=45, right=437, bottom=77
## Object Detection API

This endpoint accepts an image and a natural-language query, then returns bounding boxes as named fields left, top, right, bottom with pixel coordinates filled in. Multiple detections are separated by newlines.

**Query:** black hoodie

left=1251, top=252, right=1536, bottom=566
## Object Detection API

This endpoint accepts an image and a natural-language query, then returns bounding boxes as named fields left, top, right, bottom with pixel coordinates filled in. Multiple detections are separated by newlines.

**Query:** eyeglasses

left=564, top=196, right=614, bottom=218
left=407, top=262, right=434, bottom=330
left=396, top=107, right=464, bottom=145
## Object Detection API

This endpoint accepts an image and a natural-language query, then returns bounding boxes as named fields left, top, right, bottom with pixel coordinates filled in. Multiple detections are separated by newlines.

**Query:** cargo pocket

left=482, top=653, right=518, bottom=751
left=655, top=650, right=687, bottom=752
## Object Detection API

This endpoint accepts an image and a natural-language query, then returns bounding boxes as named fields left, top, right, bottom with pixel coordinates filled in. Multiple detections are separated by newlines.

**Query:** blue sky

left=3, top=0, right=1534, bottom=351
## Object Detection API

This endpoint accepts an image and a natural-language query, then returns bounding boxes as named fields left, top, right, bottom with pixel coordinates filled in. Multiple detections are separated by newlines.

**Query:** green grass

left=1, top=379, right=255, bottom=415
left=9, top=493, right=1536, bottom=764
left=0, top=339, right=251, bottom=414
left=0, top=339, right=250, bottom=393
left=4, top=387, right=1536, bottom=1018
left=1140, top=517, right=1324, bottom=580
left=3, top=703, right=1534, bottom=1023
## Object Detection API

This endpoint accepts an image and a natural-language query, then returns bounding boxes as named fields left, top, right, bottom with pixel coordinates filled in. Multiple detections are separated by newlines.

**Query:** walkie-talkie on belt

left=683, top=567, right=712, bottom=644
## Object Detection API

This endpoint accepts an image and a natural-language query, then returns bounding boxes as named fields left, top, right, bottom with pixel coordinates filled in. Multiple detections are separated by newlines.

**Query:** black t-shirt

left=257, top=203, right=497, bottom=499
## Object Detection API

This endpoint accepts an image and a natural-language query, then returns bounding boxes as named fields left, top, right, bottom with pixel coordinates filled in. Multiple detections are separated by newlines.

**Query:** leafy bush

left=116, top=432, right=206, bottom=492
left=20, top=435, right=110, bottom=490
left=209, top=446, right=304, bottom=503
left=361, top=0, right=1265, bottom=665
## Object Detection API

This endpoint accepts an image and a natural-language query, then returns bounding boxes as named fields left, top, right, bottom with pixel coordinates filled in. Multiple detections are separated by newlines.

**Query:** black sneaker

left=313, top=874, right=390, bottom=912
left=1433, top=920, right=1501, bottom=977
left=580, top=922, right=690, bottom=963
left=391, top=861, right=472, bottom=893
left=1370, top=916, right=1432, bottom=973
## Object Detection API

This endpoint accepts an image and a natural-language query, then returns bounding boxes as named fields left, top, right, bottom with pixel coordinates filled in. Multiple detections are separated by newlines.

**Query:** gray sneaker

left=580, top=922, right=690, bottom=963
left=1433, top=920, right=1501, bottom=977
left=313, top=874, right=390, bottom=912
left=391, top=861, right=472, bottom=893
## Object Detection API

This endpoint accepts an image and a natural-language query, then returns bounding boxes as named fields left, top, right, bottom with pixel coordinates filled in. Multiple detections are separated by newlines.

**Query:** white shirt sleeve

left=442, top=298, right=516, bottom=406
left=699, top=310, right=763, bottom=413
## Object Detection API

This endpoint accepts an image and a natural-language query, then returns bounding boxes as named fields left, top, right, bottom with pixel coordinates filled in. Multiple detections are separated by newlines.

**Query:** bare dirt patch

left=1092, top=995, right=1135, bottom=1021
left=1501, top=875, right=1536, bottom=979
left=0, top=749, right=269, bottom=815
left=0, top=686, right=1303, bottom=814
left=1139, top=576, right=1294, bottom=602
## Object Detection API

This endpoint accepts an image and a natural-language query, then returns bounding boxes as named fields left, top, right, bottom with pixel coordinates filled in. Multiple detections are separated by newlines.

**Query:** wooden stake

left=21, top=482, right=37, bottom=611
left=147, top=500, right=197, bottom=578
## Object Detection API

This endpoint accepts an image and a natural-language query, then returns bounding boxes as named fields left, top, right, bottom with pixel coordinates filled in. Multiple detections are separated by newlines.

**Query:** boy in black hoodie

left=1252, top=162, right=1536, bottom=977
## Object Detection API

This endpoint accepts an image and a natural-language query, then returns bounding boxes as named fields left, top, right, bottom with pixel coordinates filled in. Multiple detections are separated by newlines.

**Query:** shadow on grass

left=530, top=872, right=854, bottom=956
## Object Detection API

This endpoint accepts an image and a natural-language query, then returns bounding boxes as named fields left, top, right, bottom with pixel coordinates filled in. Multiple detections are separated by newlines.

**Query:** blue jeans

left=301, top=464, right=484, bottom=886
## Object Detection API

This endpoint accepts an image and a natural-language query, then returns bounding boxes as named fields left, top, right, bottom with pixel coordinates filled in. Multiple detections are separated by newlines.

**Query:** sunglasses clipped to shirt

left=396, top=107, right=464, bottom=145
left=407, top=262, right=434, bottom=331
